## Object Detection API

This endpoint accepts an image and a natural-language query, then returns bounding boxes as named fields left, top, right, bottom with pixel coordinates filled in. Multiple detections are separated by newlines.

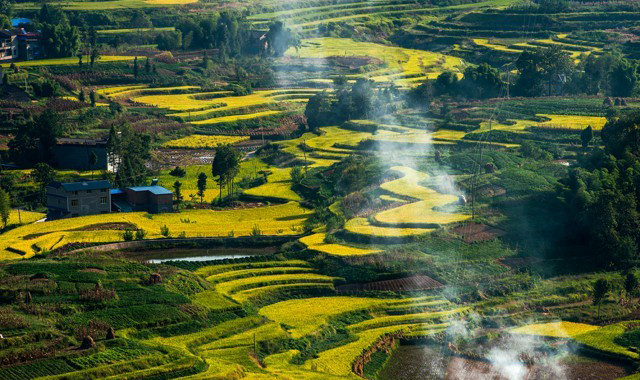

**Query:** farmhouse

left=46, top=180, right=112, bottom=219
left=111, top=179, right=173, bottom=214
left=0, top=29, right=42, bottom=61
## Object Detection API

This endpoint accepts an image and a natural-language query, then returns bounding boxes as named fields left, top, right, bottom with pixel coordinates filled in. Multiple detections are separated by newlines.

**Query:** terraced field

left=0, top=55, right=135, bottom=67
left=0, top=201, right=310, bottom=259
left=131, top=89, right=319, bottom=123
left=162, top=135, right=250, bottom=149
left=287, top=38, right=464, bottom=86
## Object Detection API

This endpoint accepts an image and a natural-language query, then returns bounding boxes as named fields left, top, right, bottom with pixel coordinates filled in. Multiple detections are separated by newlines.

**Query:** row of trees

left=559, top=111, right=640, bottom=268
left=431, top=47, right=639, bottom=100
left=305, top=79, right=401, bottom=129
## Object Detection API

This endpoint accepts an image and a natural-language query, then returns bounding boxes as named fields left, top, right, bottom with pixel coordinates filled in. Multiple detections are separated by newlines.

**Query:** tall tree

left=0, top=189, right=10, bottom=229
left=90, top=48, right=99, bottom=68
left=173, top=181, right=183, bottom=210
left=610, top=59, right=638, bottom=97
left=581, top=125, right=593, bottom=149
left=197, top=172, right=207, bottom=204
left=593, top=278, right=610, bottom=319
left=211, top=144, right=241, bottom=202
left=133, top=56, right=139, bottom=80
left=109, top=124, right=151, bottom=188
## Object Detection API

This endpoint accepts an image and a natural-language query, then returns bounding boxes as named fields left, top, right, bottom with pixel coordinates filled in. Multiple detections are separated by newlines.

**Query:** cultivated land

left=3, top=0, right=640, bottom=378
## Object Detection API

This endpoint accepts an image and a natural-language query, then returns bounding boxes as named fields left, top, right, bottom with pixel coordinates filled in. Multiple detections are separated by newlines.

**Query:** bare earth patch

left=452, top=222, right=504, bottom=243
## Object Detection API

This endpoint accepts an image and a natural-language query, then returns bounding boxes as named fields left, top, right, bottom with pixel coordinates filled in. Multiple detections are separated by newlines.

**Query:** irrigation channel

left=378, top=342, right=632, bottom=380
left=123, top=247, right=278, bottom=263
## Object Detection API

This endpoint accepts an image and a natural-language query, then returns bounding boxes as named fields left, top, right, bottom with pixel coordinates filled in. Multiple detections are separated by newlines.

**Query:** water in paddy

left=378, top=344, right=631, bottom=380
left=125, top=247, right=277, bottom=263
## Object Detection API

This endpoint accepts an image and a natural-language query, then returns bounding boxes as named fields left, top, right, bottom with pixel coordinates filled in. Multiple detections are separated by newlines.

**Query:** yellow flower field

left=536, top=114, right=607, bottom=130
left=287, top=38, right=464, bottom=86
left=7, top=210, right=45, bottom=226
left=344, top=217, right=435, bottom=238
left=215, top=273, right=337, bottom=296
left=0, top=202, right=311, bottom=259
left=162, top=135, right=250, bottom=149
left=1, top=55, right=135, bottom=68
left=191, top=110, right=283, bottom=125
left=511, top=321, right=599, bottom=338
left=259, top=296, right=430, bottom=338
left=299, top=233, right=381, bottom=256
left=243, top=167, right=302, bottom=202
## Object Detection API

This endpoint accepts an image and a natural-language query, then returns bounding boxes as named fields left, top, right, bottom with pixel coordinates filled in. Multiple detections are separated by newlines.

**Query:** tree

left=290, top=166, right=304, bottom=185
left=8, top=110, right=64, bottom=166
left=610, top=59, right=638, bottom=97
left=133, top=56, right=139, bottom=80
left=144, top=57, right=151, bottom=74
left=39, top=5, right=80, bottom=58
left=109, top=124, right=151, bottom=188
left=77, top=53, right=83, bottom=66
left=173, top=181, right=183, bottom=210
left=88, top=151, right=98, bottom=179
left=78, top=88, right=86, bottom=102
left=593, top=278, right=610, bottom=319
left=434, top=71, right=459, bottom=97
left=0, top=189, right=10, bottom=229
left=131, top=10, right=152, bottom=29
left=197, top=172, right=207, bottom=204
left=304, top=91, right=334, bottom=131
left=460, top=63, right=502, bottom=99
left=265, top=21, right=299, bottom=57
left=581, top=125, right=593, bottom=149
left=89, top=90, right=96, bottom=107
left=625, top=272, right=638, bottom=297
left=211, top=144, right=241, bottom=203
left=156, top=31, right=182, bottom=51
left=0, top=0, right=13, bottom=18
left=90, top=48, right=99, bottom=67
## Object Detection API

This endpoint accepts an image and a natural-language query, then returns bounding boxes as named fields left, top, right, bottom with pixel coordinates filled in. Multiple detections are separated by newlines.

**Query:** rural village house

left=46, top=179, right=173, bottom=219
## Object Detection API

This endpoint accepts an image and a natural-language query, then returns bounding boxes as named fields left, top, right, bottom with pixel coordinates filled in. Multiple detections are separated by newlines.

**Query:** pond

left=378, top=343, right=632, bottom=380
left=123, top=247, right=278, bottom=263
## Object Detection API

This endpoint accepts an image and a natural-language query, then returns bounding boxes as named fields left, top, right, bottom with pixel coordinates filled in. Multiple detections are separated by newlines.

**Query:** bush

left=123, top=230, right=134, bottom=241
left=160, top=225, right=170, bottom=237
left=135, top=229, right=146, bottom=240
left=170, top=166, right=186, bottom=177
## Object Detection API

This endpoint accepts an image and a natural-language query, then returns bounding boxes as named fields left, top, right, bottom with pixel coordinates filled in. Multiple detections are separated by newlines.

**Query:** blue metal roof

left=50, top=180, right=111, bottom=192
left=11, top=18, right=32, bottom=27
left=127, top=185, right=173, bottom=195
left=110, top=189, right=124, bottom=195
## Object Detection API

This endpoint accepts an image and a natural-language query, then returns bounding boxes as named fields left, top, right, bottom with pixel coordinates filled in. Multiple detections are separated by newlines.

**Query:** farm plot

left=0, top=55, right=135, bottom=68
left=286, top=38, right=464, bottom=86
left=300, top=233, right=382, bottom=256
left=15, top=0, right=196, bottom=10
left=0, top=201, right=310, bottom=259
left=511, top=321, right=599, bottom=338
left=372, top=166, right=469, bottom=228
left=162, top=135, right=250, bottom=149
left=131, top=89, right=319, bottom=122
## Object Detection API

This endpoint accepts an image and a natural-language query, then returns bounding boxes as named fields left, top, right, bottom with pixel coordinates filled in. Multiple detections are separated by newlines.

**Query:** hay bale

left=80, top=336, right=96, bottom=349
left=149, top=273, right=162, bottom=284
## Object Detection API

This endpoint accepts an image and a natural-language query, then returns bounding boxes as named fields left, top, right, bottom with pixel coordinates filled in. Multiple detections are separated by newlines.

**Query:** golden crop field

left=195, top=260, right=311, bottom=277
left=7, top=210, right=45, bottom=226
left=299, top=233, right=381, bottom=256
left=162, top=135, right=250, bottom=149
left=0, top=202, right=310, bottom=259
left=536, top=114, right=607, bottom=130
left=191, top=110, right=283, bottom=125
left=287, top=38, right=464, bottom=86
left=215, top=273, right=337, bottom=296
left=243, top=167, right=302, bottom=202
left=344, top=217, right=435, bottom=238
left=131, top=89, right=316, bottom=120
left=510, top=321, right=599, bottom=338
left=96, top=84, right=148, bottom=96
left=259, top=296, right=398, bottom=338
left=0, top=55, right=135, bottom=68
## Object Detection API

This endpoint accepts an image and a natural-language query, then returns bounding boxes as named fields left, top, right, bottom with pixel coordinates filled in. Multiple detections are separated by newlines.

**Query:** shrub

left=123, top=230, right=134, bottom=241
left=135, top=229, right=146, bottom=240
left=160, top=225, right=170, bottom=237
